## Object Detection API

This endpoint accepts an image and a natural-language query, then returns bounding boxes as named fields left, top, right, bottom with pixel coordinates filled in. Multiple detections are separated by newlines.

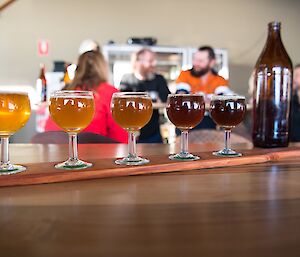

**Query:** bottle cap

left=268, top=21, right=281, bottom=30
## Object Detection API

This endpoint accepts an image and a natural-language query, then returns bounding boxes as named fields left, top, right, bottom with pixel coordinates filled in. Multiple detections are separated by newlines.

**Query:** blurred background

left=0, top=0, right=299, bottom=142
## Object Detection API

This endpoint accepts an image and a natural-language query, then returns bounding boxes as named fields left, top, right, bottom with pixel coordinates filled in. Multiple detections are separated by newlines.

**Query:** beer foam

left=51, top=90, right=93, bottom=99
left=112, top=92, right=151, bottom=99
left=0, top=90, right=29, bottom=95
left=114, top=95, right=151, bottom=99
left=168, top=93, right=204, bottom=97
left=51, top=95, right=93, bottom=99
left=211, top=94, right=245, bottom=100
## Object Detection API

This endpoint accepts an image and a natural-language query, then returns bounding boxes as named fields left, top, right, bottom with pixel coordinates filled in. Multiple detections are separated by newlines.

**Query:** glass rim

left=168, top=93, right=205, bottom=97
left=211, top=94, right=246, bottom=100
left=112, top=92, right=151, bottom=98
left=51, top=90, right=94, bottom=98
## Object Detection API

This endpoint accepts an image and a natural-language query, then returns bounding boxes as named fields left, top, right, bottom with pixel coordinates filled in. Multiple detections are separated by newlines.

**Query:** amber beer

left=0, top=91, right=31, bottom=174
left=111, top=92, right=153, bottom=166
left=167, top=94, right=205, bottom=130
left=210, top=96, right=246, bottom=129
left=0, top=92, right=31, bottom=136
left=111, top=95, right=153, bottom=131
left=49, top=93, right=95, bottom=133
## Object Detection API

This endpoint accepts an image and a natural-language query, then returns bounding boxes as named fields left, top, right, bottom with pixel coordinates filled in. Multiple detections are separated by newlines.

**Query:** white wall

left=1, top=0, right=299, bottom=96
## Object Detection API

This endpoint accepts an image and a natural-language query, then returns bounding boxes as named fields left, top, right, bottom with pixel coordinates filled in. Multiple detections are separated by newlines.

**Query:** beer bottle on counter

left=36, top=63, right=47, bottom=102
left=63, top=64, right=71, bottom=86
left=252, top=21, right=293, bottom=148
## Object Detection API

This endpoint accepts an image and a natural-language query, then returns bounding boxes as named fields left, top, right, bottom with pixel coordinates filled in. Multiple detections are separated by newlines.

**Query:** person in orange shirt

left=176, top=46, right=233, bottom=100
left=176, top=46, right=233, bottom=129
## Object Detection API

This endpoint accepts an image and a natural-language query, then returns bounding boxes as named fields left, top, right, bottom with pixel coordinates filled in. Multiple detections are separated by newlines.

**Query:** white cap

left=78, top=39, right=99, bottom=54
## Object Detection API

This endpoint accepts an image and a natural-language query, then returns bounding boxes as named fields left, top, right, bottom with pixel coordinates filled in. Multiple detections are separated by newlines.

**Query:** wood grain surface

left=1, top=143, right=300, bottom=257
left=1, top=145, right=300, bottom=187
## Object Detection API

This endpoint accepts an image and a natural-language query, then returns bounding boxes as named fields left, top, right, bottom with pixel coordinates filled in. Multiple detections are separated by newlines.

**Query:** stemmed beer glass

left=49, top=90, right=95, bottom=169
left=210, top=95, right=246, bottom=157
left=166, top=93, right=205, bottom=161
left=0, top=91, right=31, bottom=174
left=111, top=92, right=153, bottom=165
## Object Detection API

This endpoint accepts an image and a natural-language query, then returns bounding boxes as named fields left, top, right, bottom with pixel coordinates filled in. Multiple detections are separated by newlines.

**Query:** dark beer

left=210, top=95, right=246, bottom=157
left=253, top=21, right=293, bottom=148
left=166, top=94, right=205, bottom=161
left=210, top=96, right=246, bottom=129
left=167, top=94, right=205, bottom=130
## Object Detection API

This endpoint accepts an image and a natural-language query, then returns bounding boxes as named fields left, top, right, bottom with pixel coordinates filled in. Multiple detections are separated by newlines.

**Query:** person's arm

left=44, top=116, right=61, bottom=131
left=176, top=70, right=188, bottom=84
left=214, top=76, right=233, bottom=95
left=119, top=74, right=133, bottom=92
left=175, top=70, right=191, bottom=93
left=220, top=76, right=229, bottom=86
left=106, top=108, right=128, bottom=143
left=157, top=75, right=170, bottom=102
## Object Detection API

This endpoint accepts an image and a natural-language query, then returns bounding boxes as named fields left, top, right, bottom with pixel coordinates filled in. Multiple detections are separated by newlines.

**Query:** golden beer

left=49, top=94, right=95, bottom=133
left=0, top=92, right=31, bottom=136
left=111, top=96, right=153, bottom=131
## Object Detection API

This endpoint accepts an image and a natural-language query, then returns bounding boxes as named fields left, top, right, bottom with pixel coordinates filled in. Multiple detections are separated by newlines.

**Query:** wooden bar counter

left=0, top=142, right=300, bottom=257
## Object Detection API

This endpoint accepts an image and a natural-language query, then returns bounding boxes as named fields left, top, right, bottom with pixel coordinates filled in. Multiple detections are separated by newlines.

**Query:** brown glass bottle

left=37, top=64, right=47, bottom=102
left=252, top=22, right=293, bottom=148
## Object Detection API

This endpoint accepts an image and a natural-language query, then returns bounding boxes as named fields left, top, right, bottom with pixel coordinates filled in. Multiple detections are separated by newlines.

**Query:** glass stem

left=224, top=130, right=231, bottom=152
left=1, top=137, right=10, bottom=166
left=68, top=133, right=78, bottom=162
left=128, top=131, right=137, bottom=158
left=180, top=130, right=189, bottom=155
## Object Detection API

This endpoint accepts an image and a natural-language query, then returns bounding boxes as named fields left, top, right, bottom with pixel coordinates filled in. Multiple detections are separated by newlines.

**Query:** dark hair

left=295, top=64, right=300, bottom=69
left=198, top=46, right=216, bottom=60
left=65, top=51, right=108, bottom=90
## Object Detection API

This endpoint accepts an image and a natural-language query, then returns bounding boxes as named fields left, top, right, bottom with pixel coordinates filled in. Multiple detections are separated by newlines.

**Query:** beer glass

left=49, top=91, right=95, bottom=169
left=166, top=94, right=205, bottom=160
left=111, top=92, right=153, bottom=165
left=210, top=95, right=246, bottom=157
left=0, top=92, right=31, bottom=175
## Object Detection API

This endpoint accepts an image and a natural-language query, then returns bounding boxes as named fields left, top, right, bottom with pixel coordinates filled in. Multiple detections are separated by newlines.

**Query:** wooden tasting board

left=0, top=147, right=300, bottom=187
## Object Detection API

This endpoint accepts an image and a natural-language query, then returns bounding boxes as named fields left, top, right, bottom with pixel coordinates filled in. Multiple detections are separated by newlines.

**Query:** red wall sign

left=38, top=39, right=49, bottom=56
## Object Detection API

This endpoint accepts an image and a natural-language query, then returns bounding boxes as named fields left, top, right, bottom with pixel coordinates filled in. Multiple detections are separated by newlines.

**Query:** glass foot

left=54, top=159, right=92, bottom=170
left=0, top=164, right=26, bottom=175
left=169, top=153, right=200, bottom=161
left=115, top=156, right=149, bottom=166
left=213, top=149, right=242, bottom=157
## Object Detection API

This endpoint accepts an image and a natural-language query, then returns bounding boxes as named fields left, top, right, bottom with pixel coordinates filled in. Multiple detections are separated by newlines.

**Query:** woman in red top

left=45, top=51, right=128, bottom=143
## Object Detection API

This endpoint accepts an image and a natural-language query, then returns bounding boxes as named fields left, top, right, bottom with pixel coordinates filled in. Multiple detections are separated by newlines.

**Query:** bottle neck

left=267, top=26, right=282, bottom=43
left=256, top=22, right=292, bottom=72
left=261, top=23, right=287, bottom=62
left=39, top=65, right=46, bottom=79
